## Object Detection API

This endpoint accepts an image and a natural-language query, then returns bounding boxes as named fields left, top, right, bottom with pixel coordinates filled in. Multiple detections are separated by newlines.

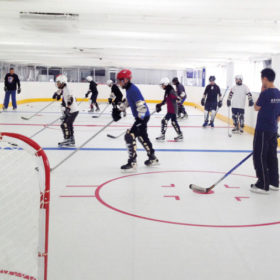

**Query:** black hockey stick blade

left=107, top=134, right=117, bottom=139
left=92, top=115, right=99, bottom=118
left=21, top=116, right=31, bottom=120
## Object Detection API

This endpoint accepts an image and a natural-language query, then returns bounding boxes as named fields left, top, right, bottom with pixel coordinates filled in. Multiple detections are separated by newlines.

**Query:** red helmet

left=117, top=69, right=132, bottom=80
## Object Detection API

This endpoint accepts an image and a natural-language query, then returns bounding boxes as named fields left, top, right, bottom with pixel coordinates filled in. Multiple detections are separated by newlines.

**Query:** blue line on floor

left=43, top=147, right=255, bottom=153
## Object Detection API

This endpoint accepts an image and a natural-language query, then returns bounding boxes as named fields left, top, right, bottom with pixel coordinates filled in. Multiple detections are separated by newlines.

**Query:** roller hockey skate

left=202, top=120, right=208, bottom=127
left=156, top=134, right=165, bottom=141
left=144, top=154, right=159, bottom=167
left=232, top=125, right=239, bottom=134
left=174, top=133, right=183, bottom=142
left=239, top=127, right=244, bottom=133
left=209, top=121, right=214, bottom=128
left=88, top=107, right=94, bottom=113
left=58, top=137, right=75, bottom=147
left=121, top=158, right=137, bottom=172
left=95, top=105, right=100, bottom=112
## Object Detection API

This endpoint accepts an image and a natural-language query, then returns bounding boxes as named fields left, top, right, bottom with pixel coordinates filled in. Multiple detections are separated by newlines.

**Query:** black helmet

left=172, top=77, right=179, bottom=84
left=209, top=76, right=216, bottom=82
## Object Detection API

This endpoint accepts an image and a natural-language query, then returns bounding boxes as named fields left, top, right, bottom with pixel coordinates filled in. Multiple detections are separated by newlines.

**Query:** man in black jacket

left=3, top=68, right=21, bottom=111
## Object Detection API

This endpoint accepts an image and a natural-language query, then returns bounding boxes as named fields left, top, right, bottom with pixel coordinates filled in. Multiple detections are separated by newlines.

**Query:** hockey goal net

left=0, top=133, right=50, bottom=280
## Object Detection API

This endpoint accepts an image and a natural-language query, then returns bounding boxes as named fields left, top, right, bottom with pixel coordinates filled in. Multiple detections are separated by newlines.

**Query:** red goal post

left=0, top=132, right=50, bottom=280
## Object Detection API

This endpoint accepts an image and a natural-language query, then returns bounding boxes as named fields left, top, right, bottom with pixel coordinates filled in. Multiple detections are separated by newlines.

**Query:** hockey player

left=85, top=76, right=99, bottom=112
left=227, top=75, right=254, bottom=133
left=155, top=77, right=183, bottom=141
left=106, top=79, right=126, bottom=117
left=106, top=80, right=123, bottom=105
left=112, top=69, right=159, bottom=171
left=201, top=76, right=222, bottom=127
left=172, top=77, right=188, bottom=119
left=52, top=75, right=79, bottom=147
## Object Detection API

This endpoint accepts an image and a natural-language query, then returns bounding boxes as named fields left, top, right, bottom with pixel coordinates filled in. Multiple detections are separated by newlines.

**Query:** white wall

left=0, top=82, right=260, bottom=130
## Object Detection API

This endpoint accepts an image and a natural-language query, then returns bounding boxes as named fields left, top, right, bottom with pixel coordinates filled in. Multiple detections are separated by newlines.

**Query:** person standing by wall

left=251, top=68, right=280, bottom=194
left=3, top=67, right=21, bottom=111
left=201, top=76, right=222, bottom=127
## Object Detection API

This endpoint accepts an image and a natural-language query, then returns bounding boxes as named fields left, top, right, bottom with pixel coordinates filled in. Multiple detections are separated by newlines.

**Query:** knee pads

left=171, top=121, right=181, bottom=134
left=232, top=113, right=238, bottom=124
left=240, top=113, right=244, bottom=127
left=161, top=118, right=168, bottom=134
left=161, top=118, right=167, bottom=126
left=124, top=130, right=135, bottom=144
left=61, top=122, right=69, bottom=138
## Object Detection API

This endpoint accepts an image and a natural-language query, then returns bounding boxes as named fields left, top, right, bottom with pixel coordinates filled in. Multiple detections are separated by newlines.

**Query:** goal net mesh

left=0, top=133, right=50, bottom=280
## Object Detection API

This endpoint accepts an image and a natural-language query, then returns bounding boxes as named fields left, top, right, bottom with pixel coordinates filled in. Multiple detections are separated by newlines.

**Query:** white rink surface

left=1, top=102, right=280, bottom=280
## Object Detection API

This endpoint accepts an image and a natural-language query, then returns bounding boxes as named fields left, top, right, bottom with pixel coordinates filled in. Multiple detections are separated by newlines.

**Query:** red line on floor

left=66, top=185, right=98, bottom=188
left=0, top=123, right=229, bottom=128
left=60, top=195, right=96, bottom=198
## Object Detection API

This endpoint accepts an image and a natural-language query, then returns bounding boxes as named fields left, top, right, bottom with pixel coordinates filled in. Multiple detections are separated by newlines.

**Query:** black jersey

left=89, top=81, right=98, bottom=95
left=204, top=84, right=221, bottom=103
left=5, top=73, right=20, bottom=91
left=111, top=84, right=123, bottom=104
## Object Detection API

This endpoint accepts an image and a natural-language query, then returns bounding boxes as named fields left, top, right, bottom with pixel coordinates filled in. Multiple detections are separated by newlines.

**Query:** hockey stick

left=51, top=120, right=114, bottom=171
left=21, top=100, right=56, bottom=120
left=92, top=103, right=110, bottom=118
left=228, top=106, right=232, bottom=138
left=189, top=152, right=253, bottom=193
left=213, top=86, right=229, bottom=119
left=107, top=110, right=156, bottom=139
left=30, top=99, right=84, bottom=139
left=30, top=116, right=61, bottom=139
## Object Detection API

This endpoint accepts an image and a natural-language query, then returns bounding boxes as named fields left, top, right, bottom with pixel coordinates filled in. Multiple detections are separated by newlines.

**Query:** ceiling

left=0, top=0, right=280, bottom=69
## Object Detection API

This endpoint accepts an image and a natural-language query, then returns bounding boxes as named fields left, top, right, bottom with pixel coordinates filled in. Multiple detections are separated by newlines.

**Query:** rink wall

left=0, top=82, right=260, bottom=135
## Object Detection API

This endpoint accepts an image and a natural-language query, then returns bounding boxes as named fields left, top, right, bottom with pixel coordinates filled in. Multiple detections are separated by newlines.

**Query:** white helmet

left=160, top=77, right=170, bottom=86
left=106, top=80, right=113, bottom=86
left=86, top=76, right=93, bottom=82
left=56, top=74, right=67, bottom=84
left=235, top=75, right=243, bottom=81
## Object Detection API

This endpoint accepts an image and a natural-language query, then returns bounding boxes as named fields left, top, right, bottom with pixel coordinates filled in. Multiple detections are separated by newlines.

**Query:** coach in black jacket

left=3, top=68, right=21, bottom=110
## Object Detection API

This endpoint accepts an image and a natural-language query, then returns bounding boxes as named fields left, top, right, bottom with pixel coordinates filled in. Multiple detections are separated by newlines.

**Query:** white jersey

left=60, top=85, right=79, bottom=113
left=230, top=84, right=250, bottom=109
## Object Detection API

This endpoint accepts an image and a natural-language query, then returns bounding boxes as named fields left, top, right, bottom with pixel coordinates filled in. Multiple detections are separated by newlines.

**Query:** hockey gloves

left=60, top=107, right=71, bottom=121
left=85, top=91, right=90, bottom=98
left=108, top=98, right=113, bottom=104
left=218, top=100, right=222, bottom=108
left=156, top=103, right=162, bottom=113
left=227, top=100, right=231, bottom=107
left=17, top=88, right=21, bottom=94
left=112, top=107, right=122, bottom=122
left=52, top=92, right=61, bottom=100
left=201, top=98, right=205, bottom=106
left=249, top=99, right=254, bottom=107
left=4, top=86, right=7, bottom=92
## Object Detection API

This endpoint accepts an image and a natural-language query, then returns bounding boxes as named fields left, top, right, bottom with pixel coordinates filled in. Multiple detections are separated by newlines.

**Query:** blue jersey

left=126, top=83, right=150, bottom=118
left=256, top=88, right=280, bottom=132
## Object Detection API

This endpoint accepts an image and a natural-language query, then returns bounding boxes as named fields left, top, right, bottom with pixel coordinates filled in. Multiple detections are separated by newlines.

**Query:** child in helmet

left=201, top=76, right=222, bottom=128
left=227, top=75, right=254, bottom=133
left=112, top=69, right=159, bottom=171
left=52, top=75, right=79, bottom=147
left=85, top=76, right=99, bottom=112
left=106, top=79, right=126, bottom=117
left=155, top=77, right=183, bottom=141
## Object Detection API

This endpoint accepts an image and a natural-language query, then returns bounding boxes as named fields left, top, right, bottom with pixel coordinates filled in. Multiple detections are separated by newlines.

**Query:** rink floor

left=1, top=101, right=280, bottom=280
